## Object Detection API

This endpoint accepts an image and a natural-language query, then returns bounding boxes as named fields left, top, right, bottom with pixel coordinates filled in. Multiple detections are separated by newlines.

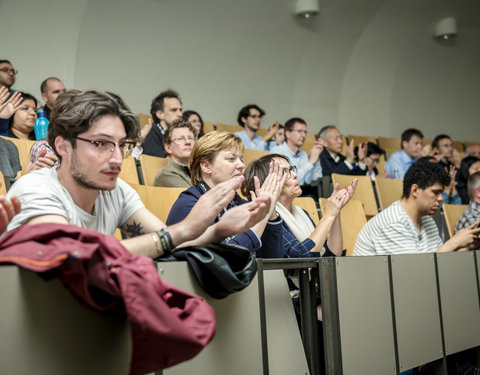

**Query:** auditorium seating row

left=2, top=251, right=478, bottom=374
left=138, top=113, right=478, bottom=157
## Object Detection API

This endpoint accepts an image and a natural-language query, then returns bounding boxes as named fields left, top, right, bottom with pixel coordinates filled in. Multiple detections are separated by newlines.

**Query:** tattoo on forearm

left=123, top=220, right=145, bottom=238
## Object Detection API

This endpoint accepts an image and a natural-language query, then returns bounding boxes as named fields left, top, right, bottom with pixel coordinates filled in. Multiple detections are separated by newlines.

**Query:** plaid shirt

left=455, top=200, right=480, bottom=232
left=281, top=216, right=336, bottom=258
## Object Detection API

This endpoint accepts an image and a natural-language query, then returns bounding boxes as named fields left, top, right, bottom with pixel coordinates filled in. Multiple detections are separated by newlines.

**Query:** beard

left=70, top=152, right=120, bottom=191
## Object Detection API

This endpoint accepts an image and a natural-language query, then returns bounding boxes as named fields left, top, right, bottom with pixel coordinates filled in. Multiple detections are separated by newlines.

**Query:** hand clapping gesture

left=0, top=87, right=23, bottom=119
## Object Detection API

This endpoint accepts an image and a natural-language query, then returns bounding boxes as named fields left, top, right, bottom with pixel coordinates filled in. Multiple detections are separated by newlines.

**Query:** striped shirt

left=353, top=200, right=443, bottom=256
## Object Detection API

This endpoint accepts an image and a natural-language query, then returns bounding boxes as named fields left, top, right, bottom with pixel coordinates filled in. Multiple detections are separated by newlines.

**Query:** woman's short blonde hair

left=190, top=130, right=244, bottom=185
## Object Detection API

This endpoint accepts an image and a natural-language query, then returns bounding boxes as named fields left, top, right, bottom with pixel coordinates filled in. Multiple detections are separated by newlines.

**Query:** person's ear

left=54, top=136, right=70, bottom=159
left=410, top=184, right=419, bottom=198
left=200, top=161, right=211, bottom=175
left=164, top=143, right=172, bottom=155
left=156, top=110, right=164, bottom=122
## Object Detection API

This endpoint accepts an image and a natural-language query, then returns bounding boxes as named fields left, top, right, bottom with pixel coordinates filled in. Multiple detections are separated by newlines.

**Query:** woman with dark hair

left=167, top=130, right=286, bottom=258
left=183, top=110, right=204, bottom=138
left=457, top=156, right=480, bottom=204
left=8, top=92, right=37, bottom=140
left=355, top=142, right=384, bottom=180
left=242, top=153, right=357, bottom=258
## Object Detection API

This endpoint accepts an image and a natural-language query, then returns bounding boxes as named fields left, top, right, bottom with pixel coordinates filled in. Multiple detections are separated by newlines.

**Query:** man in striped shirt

left=353, top=160, right=480, bottom=256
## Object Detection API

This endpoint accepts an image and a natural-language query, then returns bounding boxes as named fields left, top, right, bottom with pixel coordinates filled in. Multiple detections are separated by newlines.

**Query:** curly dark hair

left=402, top=158, right=450, bottom=198
left=237, top=104, right=265, bottom=126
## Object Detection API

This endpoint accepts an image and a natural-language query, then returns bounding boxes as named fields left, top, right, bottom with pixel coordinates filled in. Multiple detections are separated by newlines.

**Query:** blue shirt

left=270, top=142, right=322, bottom=186
left=0, top=118, right=9, bottom=137
left=235, top=130, right=267, bottom=151
left=281, top=213, right=336, bottom=258
left=384, top=150, right=417, bottom=179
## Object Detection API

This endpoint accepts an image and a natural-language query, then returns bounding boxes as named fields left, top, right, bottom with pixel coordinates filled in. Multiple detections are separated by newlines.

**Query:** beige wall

left=1, top=0, right=479, bottom=140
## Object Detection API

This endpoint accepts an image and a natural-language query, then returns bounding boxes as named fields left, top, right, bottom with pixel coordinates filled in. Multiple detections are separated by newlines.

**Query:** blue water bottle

left=34, top=109, right=49, bottom=140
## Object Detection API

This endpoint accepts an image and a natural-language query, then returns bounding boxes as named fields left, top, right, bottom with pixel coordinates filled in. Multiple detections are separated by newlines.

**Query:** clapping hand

left=0, top=87, right=23, bottom=119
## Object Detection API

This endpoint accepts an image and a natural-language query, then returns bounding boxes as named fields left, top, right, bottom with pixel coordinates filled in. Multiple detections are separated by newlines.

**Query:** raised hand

left=250, top=160, right=287, bottom=220
left=262, top=121, right=280, bottom=142
left=214, top=195, right=271, bottom=239
left=451, top=149, right=461, bottom=168
left=24, top=148, right=59, bottom=172
left=309, top=139, right=323, bottom=164
left=323, top=179, right=358, bottom=217
left=182, top=176, right=244, bottom=239
left=0, top=89, right=23, bottom=119
left=346, top=139, right=355, bottom=163
left=357, top=142, right=367, bottom=163
left=0, top=186, right=21, bottom=233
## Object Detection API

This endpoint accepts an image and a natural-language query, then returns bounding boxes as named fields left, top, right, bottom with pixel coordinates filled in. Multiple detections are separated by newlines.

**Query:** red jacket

left=0, top=223, right=216, bottom=375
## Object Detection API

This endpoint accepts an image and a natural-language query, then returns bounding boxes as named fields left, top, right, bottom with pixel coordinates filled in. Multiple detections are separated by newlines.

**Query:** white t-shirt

left=6, top=168, right=144, bottom=235
left=353, top=200, right=443, bottom=256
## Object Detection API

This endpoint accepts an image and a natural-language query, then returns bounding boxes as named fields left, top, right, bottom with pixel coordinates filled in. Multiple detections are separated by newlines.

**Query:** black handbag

left=171, top=244, right=257, bottom=299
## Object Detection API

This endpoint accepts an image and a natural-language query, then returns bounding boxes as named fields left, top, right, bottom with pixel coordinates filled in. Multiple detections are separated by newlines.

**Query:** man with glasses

left=154, top=120, right=196, bottom=187
left=235, top=104, right=279, bottom=150
left=6, top=90, right=272, bottom=259
left=270, top=117, right=323, bottom=196
left=317, top=125, right=367, bottom=177
left=0, top=60, right=17, bottom=93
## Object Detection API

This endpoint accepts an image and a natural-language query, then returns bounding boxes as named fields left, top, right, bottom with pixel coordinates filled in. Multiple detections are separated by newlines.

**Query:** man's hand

left=0, top=186, right=21, bottom=233
left=309, top=139, right=323, bottom=164
left=450, top=149, right=461, bottom=169
left=213, top=195, right=271, bottom=240
left=450, top=220, right=480, bottom=250
left=24, top=148, right=59, bottom=172
left=346, top=139, right=355, bottom=164
left=356, top=142, right=367, bottom=163
left=0, top=88, right=23, bottom=119
left=137, top=118, right=153, bottom=146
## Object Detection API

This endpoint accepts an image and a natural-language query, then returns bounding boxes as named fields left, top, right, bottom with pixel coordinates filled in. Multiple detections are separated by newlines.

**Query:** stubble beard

left=70, top=152, right=117, bottom=191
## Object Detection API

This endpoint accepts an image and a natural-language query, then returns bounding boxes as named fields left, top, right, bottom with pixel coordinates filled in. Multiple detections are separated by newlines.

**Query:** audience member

left=267, top=124, right=285, bottom=150
left=40, top=77, right=66, bottom=120
left=142, top=89, right=183, bottom=157
left=154, top=120, right=195, bottom=188
left=6, top=91, right=271, bottom=259
left=457, top=156, right=480, bottom=204
left=456, top=171, right=480, bottom=232
left=353, top=159, right=480, bottom=256
left=384, top=128, right=425, bottom=179
left=183, top=110, right=204, bottom=138
left=0, top=86, right=23, bottom=136
left=270, top=117, right=323, bottom=196
left=0, top=137, right=21, bottom=180
left=167, top=130, right=285, bottom=258
left=0, top=134, right=62, bottom=184
left=358, top=142, right=385, bottom=180
left=0, top=60, right=17, bottom=93
left=8, top=92, right=37, bottom=140
left=419, top=156, right=461, bottom=206
left=465, top=143, right=480, bottom=159
left=432, top=134, right=460, bottom=170
left=317, top=125, right=367, bottom=177
left=235, top=104, right=279, bottom=150
left=243, top=154, right=357, bottom=258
